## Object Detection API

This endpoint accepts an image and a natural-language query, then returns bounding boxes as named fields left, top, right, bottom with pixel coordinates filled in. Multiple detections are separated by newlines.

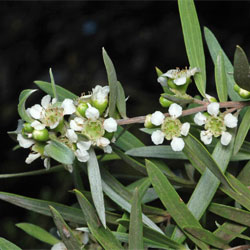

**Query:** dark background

left=1, top=1, right=250, bottom=248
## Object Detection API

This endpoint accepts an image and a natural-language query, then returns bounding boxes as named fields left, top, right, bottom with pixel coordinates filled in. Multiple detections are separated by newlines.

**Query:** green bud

left=144, top=114, right=154, bottom=128
left=32, top=128, right=49, bottom=142
left=234, top=84, right=250, bottom=99
left=23, top=123, right=34, bottom=133
left=92, top=99, right=108, bottom=116
left=159, top=96, right=173, bottom=108
left=77, top=102, right=88, bottom=117
left=234, top=84, right=240, bottom=93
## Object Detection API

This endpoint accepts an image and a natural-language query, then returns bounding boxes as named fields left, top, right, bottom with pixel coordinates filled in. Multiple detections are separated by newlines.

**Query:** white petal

left=52, top=98, right=57, bottom=105
left=49, top=121, right=60, bottom=129
left=151, top=111, right=165, bottom=126
left=224, top=113, right=238, bottom=128
left=25, top=152, right=41, bottom=164
left=103, top=145, right=112, bottom=153
left=174, top=76, right=187, bottom=86
left=29, top=104, right=43, bottom=119
left=66, top=129, right=78, bottom=143
left=62, top=99, right=76, bottom=115
left=31, top=120, right=46, bottom=130
left=200, top=130, right=213, bottom=145
left=77, top=141, right=91, bottom=151
left=17, top=134, right=35, bottom=148
left=171, top=137, right=185, bottom=151
left=97, top=137, right=110, bottom=148
left=221, top=131, right=232, bottom=146
left=75, top=149, right=90, bottom=162
left=205, top=94, right=217, bottom=103
left=41, top=95, right=51, bottom=109
left=207, top=102, right=220, bottom=116
left=51, top=242, right=67, bottom=250
left=151, top=130, right=165, bottom=145
left=70, top=117, right=84, bottom=131
left=157, top=76, right=167, bottom=86
left=162, top=69, right=178, bottom=79
left=181, top=122, right=190, bottom=136
left=103, top=118, right=117, bottom=133
left=188, top=67, right=200, bottom=76
left=169, top=103, right=182, bottom=118
left=85, top=106, right=100, bottom=121
left=194, top=112, right=207, bottom=126
left=44, top=158, right=50, bottom=169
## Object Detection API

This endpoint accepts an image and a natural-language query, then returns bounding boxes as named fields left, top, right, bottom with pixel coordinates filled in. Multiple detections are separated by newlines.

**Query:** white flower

left=103, top=145, right=112, bottom=153
left=103, top=118, right=117, bottom=133
left=171, top=137, right=185, bottom=151
left=17, top=134, right=35, bottom=148
left=181, top=122, right=190, bottom=136
left=151, top=111, right=165, bottom=126
left=31, top=120, right=46, bottom=130
left=25, top=152, right=41, bottom=164
left=224, top=113, right=238, bottom=128
left=85, top=106, right=100, bottom=121
left=221, top=131, right=232, bottom=146
left=66, top=129, right=78, bottom=143
left=157, top=76, right=167, bottom=86
left=200, top=130, right=213, bottom=145
left=61, top=99, right=76, bottom=115
left=91, top=85, right=109, bottom=104
left=70, top=117, right=85, bottom=131
left=51, top=242, right=67, bottom=250
left=207, top=102, right=220, bottom=117
left=96, top=137, right=110, bottom=148
left=168, top=103, right=182, bottom=118
left=194, top=112, right=207, bottom=126
left=75, top=141, right=91, bottom=162
left=151, top=130, right=165, bottom=145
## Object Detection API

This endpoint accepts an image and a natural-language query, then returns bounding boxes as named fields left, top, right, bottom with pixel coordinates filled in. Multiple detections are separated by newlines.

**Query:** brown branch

left=226, top=245, right=250, bottom=250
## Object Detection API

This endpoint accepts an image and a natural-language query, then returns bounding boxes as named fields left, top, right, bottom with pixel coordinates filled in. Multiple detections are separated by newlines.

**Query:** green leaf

left=162, top=93, right=194, bottom=105
left=234, top=107, right=250, bottom=155
left=45, top=140, right=75, bottom=165
left=204, top=27, right=243, bottom=101
left=49, top=68, right=58, bottom=100
left=18, top=89, right=37, bottom=123
left=178, top=0, right=206, bottom=96
left=184, top=227, right=229, bottom=249
left=0, top=238, right=21, bottom=250
left=237, top=160, right=250, bottom=186
left=16, top=223, right=60, bottom=245
left=49, top=206, right=82, bottom=249
left=215, top=51, right=228, bottom=102
left=34, top=80, right=77, bottom=101
left=74, top=190, right=123, bottom=250
left=128, top=188, right=143, bottom=250
left=234, top=45, right=250, bottom=91
left=102, top=48, right=118, bottom=117
left=116, top=81, right=127, bottom=118
left=87, top=148, right=106, bottom=228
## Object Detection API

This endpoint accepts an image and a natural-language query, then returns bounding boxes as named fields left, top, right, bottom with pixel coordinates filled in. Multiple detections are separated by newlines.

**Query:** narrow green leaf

left=16, top=223, right=59, bottom=245
left=162, top=93, right=193, bottom=105
left=129, top=188, right=143, bottom=250
left=184, top=227, right=229, bottom=249
left=178, top=0, right=206, bottom=96
left=117, top=213, right=129, bottom=233
left=204, top=27, right=243, bottom=101
left=234, top=107, right=250, bottom=155
left=116, top=81, right=127, bottom=118
left=102, top=48, right=118, bottom=117
left=215, top=51, right=228, bottom=102
left=49, top=68, right=58, bottom=100
left=237, top=160, right=250, bottom=186
left=87, top=148, right=106, bottom=228
left=74, top=190, right=123, bottom=250
left=45, top=140, right=75, bottom=165
left=0, top=238, right=21, bottom=250
left=49, top=206, right=82, bottom=250
left=34, top=80, right=77, bottom=101
left=234, top=45, right=250, bottom=91
left=18, top=89, right=37, bottom=123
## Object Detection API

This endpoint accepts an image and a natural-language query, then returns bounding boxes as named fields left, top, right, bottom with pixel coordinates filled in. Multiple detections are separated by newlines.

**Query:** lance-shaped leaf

left=49, top=68, right=58, bottom=100
left=234, top=107, right=250, bottom=155
left=18, top=89, right=37, bottom=123
left=49, top=206, right=82, bottom=250
left=102, top=47, right=118, bottom=117
left=0, top=238, right=21, bottom=250
left=45, top=140, right=75, bottom=165
left=74, top=190, right=123, bottom=250
left=215, top=51, right=228, bottom=102
left=16, top=223, right=60, bottom=245
left=87, top=147, right=106, bottom=228
left=234, top=45, right=250, bottom=91
left=178, top=0, right=206, bottom=96
left=116, top=81, right=127, bottom=118
left=237, top=160, right=250, bottom=186
left=162, top=93, right=193, bottom=105
left=204, top=27, right=243, bottom=101
left=34, top=80, right=77, bottom=101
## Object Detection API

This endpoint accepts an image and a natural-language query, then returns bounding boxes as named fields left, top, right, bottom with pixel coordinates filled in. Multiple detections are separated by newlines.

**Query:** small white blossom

left=25, top=152, right=41, bottom=164
left=51, top=242, right=67, bottom=250
left=200, top=130, right=213, bottom=145
left=61, top=99, right=76, bottom=115
left=85, top=106, right=100, bottom=121
left=77, top=141, right=91, bottom=152
left=75, top=141, right=91, bottom=162
left=97, top=137, right=110, bottom=148
left=151, top=130, right=165, bottom=145
left=221, top=131, right=232, bottom=146
left=103, top=145, right=112, bottom=153
left=171, top=137, right=185, bottom=151
left=157, top=76, right=167, bottom=86
left=91, top=85, right=109, bottom=104
left=17, top=134, right=35, bottom=148
left=151, top=111, right=165, bottom=126
left=29, top=104, right=43, bottom=120
left=169, top=103, right=182, bottom=118
left=207, top=102, right=220, bottom=117
left=224, top=113, right=238, bottom=128
left=66, top=129, right=78, bottom=143
left=103, top=117, right=117, bottom=133
left=194, top=112, right=207, bottom=126
left=181, top=122, right=190, bottom=136
left=70, top=117, right=85, bottom=131
left=31, top=120, right=46, bottom=130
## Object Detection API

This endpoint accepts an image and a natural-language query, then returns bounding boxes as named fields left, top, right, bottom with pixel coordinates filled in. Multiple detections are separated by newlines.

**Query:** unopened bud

left=159, top=96, right=173, bottom=108
left=144, top=114, right=154, bottom=128
left=32, top=128, right=49, bottom=142
left=77, top=102, right=88, bottom=117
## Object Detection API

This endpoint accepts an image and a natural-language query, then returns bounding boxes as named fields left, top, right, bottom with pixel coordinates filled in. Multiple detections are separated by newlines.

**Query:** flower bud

left=92, top=99, right=108, bottom=116
left=77, top=102, right=88, bottom=117
left=32, top=128, right=49, bottom=142
left=144, top=114, right=154, bottom=128
left=234, top=84, right=250, bottom=99
left=159, top=96, right=173, bottom=108
left=23, top=123, right=34, bottom=133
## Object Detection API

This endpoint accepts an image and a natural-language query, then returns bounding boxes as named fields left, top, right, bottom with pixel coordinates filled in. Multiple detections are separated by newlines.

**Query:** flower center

left=161, top=117, right=182, bottom=140
left=205, top=115, right=226, bottom=137
left=42, top=107, right=64, bottom=127
left=82, top=120, right=104, bottom=141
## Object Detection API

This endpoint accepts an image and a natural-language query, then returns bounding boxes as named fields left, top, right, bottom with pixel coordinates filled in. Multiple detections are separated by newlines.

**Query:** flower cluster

left=194, top=102, right=238, bottom=146
left=145, top=103, right=190, bottom=151
left=16, top=85, right=118, bottom=170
